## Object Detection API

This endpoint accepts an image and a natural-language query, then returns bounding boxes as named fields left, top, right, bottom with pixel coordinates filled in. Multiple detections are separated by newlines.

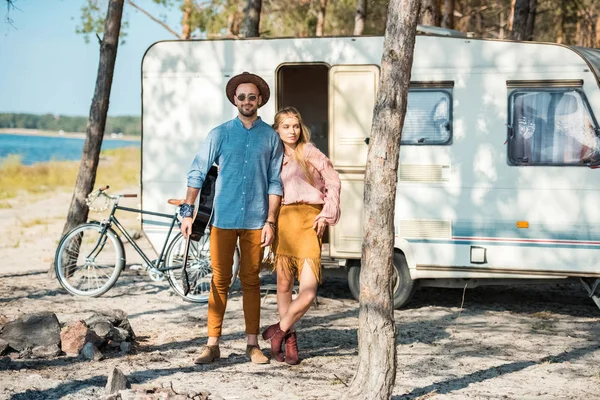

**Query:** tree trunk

left=508, top=0, right=516, bottom=31
left=441, top=0, right=454, bottom=29
left=242, top=0, right=262, bottom=37
left=53, top=0, right=124, bottom=275
left=181, top=0, right=193, bottom=39
left=595, top=14, right=600, bottom=48
left=511, top=0, right=530, bottom=40
left=576, top=11, right=582, bottom=46
left=499, top=8, right=505, bottom=39
left=420, top=0, right=439, bottom=26
left=316, top=0, right=328, bottom=37
left=525, top=0, right=536, bottom=41
left=343, top=0, right=421, bottom=398
left=354, top=0, right=367, bottom=35
left=556, top=1, right=564, bottom=44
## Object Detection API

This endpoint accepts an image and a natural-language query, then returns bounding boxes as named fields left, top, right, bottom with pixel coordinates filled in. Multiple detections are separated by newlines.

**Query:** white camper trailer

left=141, top=32, right=600, bottom=309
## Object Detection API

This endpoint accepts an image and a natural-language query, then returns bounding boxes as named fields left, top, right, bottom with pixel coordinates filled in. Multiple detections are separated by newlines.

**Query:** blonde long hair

left=273, top=107, right=314, bottom=186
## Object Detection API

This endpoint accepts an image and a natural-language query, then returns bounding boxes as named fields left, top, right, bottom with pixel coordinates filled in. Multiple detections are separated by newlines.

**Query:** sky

left=0, top=0, right=184, bottom=116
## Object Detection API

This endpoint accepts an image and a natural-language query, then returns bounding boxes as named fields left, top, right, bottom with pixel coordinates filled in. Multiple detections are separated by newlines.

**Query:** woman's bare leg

left=279, top=260, right=318, bottom=332
left=276, top=260, right=295, bottom=320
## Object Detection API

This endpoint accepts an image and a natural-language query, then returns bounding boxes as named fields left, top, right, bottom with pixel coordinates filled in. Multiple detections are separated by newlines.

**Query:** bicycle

left=54, top=183, right=240, bottom=303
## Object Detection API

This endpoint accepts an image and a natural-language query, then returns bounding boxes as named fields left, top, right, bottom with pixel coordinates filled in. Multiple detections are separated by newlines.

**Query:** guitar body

left=190, top=165, right=218, bottom=241
left=181, top=165, right=218, bottom=296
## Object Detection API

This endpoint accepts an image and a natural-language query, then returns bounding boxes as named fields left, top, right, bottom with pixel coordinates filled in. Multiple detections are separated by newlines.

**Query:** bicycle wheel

left=55, top=223, right=124, bottom=297
left=165, top=232, right=240, bottom=303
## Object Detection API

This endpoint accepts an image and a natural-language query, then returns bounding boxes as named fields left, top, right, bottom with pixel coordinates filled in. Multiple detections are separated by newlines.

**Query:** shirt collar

left=235, top=116, right=263, bottom=129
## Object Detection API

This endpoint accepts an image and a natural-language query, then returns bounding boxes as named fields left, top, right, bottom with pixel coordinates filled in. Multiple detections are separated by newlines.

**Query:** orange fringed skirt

left=271, top=203, right=323, bottom=283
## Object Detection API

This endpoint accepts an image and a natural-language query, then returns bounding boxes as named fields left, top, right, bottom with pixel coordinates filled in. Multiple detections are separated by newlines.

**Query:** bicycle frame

left=97, top=197, right=181, bottom=272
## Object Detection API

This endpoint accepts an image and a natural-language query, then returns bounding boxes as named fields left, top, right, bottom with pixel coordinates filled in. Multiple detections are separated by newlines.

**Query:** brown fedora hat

left=225, top=72, right=270, bottom=108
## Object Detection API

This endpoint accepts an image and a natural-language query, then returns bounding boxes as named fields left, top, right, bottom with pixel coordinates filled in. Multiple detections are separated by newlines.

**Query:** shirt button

left=241, top=207, right=244, bottom=210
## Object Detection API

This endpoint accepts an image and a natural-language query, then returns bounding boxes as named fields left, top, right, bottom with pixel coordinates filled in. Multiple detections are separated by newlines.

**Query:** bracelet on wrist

left=179, top=203, right=195, bottom=218
left=265, top=220, right=277, bottom=230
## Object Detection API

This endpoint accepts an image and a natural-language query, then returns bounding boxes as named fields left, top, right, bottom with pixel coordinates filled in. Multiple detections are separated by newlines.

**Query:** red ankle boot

left=262, top=322, right=287, bottom=362
left=284, top=331, right=299, bottom=365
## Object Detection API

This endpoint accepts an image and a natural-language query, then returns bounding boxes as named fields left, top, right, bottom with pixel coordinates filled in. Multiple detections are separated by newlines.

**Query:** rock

left=85, top=309, right=127, bottom=326
left=0, top=356, right=10, bottom=368
left=119, top=342, right=132, bottom=354
left=89, top=321, right=113, bottom=340
left=110, top=327, right=130, bottom=342
left=102, top=309, right=128, bottom=323
left=188, top=391, right=210, bottom=400
left=0, top=338, right=9, bottom=355
left=31, top=344, right=62, bottom=358
left=106, top=340, right=121, bottom=349
left=82, top=342, right=104, bottom=361
left=0, top=314, right=8, bottom=328
left=105, top=367, right=130, bottom=394
left=85, top=315, right=114, bottom=328
left=61, top=321, right=104, bottom=355
left=0, top=312, right=61, bottom=351
left=117, top=319, right=136, bottom=340
left=18, top=348, right=33, bottom=359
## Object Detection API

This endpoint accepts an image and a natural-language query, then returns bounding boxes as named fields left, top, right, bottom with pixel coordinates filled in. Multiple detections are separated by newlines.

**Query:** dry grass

left=18, top=217, right=52, bottom=228
left=0, top=147, right=140, bottom=199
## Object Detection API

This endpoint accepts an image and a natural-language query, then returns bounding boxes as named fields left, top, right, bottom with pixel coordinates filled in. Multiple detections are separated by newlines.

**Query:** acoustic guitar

left=182, top=165, right=218, bottom=296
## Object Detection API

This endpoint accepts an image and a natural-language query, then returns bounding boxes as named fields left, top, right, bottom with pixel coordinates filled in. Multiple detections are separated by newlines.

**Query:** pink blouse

left=281, top=143, right=341, bottom=226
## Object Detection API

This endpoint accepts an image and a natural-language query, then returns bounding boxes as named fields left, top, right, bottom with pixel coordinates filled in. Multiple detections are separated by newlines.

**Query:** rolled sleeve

left=267, top=138, right=284, bottom=196
left=186, top=130, right=219, bottom=189
left=308, top=145, right=341, bottom=226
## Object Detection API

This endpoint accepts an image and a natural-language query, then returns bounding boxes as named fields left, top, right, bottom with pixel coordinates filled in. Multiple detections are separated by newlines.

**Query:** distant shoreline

left=0, top=128, right=140, bottom=142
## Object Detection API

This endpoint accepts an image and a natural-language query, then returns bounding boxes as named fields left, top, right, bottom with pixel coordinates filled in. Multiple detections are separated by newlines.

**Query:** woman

left=262, top=107, right=341, bottom=365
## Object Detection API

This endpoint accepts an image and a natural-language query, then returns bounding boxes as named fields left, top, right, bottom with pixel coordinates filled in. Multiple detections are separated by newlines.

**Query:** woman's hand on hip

left=313, top=219, right=328, bottom=238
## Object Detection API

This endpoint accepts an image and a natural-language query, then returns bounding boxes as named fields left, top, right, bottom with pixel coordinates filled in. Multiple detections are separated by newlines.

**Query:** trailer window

left=401, top=89, right=452, bottom=145
left=508, top=89, right=600, bottom=166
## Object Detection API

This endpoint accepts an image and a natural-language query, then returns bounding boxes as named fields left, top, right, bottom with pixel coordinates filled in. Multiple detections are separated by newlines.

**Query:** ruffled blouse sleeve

left=305, top=144, right=341, bottom=226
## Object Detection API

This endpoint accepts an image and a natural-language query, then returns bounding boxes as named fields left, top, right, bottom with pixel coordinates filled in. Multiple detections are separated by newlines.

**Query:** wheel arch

left=394, top=237, right=416, bottom=274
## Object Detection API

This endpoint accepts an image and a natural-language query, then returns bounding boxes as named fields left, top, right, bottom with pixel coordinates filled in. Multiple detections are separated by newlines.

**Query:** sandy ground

left=1, top=189, right=600, bottom=399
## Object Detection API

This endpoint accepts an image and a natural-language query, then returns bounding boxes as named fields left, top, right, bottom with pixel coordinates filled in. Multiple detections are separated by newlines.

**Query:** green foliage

left=77, top=0, right=106, bottom=43
left=0, top=113, right=141, bottom=136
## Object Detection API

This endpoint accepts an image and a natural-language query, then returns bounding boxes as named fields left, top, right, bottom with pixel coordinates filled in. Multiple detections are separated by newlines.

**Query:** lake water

left=0, top=134, right=140, bottom=165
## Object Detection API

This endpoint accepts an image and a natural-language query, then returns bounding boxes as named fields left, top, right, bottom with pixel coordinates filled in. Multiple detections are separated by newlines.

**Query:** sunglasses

left=236, top=93, right=258, bottom=102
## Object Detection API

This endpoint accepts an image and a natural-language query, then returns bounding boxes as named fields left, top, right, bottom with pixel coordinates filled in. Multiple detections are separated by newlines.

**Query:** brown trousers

left=208, top=227, right=263, bottom=337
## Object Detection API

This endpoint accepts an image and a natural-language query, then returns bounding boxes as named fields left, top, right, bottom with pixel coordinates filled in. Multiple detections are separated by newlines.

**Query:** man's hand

left=313, top=219, right=328, bottom=239
left=181, top=217, right=193, bottom=239
left=261, top=224, right=275, bottom=248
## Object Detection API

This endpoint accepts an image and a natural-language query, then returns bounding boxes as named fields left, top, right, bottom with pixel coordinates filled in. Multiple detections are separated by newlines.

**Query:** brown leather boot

left=284, top=331, right=299, bottom=365
left=193, top=345, right=220, bottom=364
left=261, top=322, right=287, bottom=362
left=246, top=345, right=269, bottom=364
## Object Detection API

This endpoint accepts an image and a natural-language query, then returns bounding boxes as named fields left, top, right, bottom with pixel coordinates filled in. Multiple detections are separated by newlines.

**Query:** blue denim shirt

left=187, top=117, right=284, bottom=229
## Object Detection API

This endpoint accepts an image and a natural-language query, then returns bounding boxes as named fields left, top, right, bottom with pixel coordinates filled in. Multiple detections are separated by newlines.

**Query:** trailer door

left=328, top=65, right=379, bottom=257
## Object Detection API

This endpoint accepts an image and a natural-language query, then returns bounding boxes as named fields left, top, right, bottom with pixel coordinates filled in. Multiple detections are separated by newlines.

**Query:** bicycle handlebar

left=93, top=186, right=137, bottom=199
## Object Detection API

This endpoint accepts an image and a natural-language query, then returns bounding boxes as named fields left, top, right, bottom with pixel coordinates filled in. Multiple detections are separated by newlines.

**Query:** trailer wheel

left=347, top=252, right=417, bottom=309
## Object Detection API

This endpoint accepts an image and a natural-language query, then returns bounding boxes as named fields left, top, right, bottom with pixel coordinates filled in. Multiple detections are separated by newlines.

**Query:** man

left=180, top=72, right=283, bottom=364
